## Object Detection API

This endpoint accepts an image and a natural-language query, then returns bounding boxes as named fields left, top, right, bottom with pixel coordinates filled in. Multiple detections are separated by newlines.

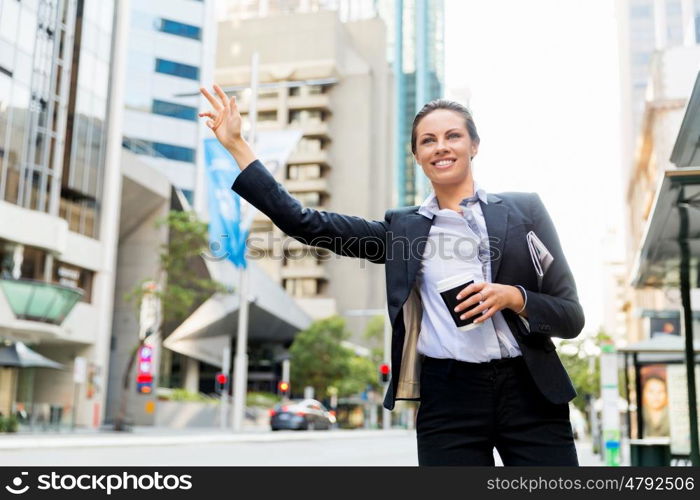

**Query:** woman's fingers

left=473, top=304, right=496, bottom=323
left=229, top=95, right=238, bottom=113
left=456, top=281, right=485, bottom=301
left=213, top=84, right=229, bottom=106
left=454, top=293, right=480, bottom=313
left=198, top=111, right=216, bottom=119
left=200, top=87, right=223, bottom=110
left=461, top=298, right=489, bottom=320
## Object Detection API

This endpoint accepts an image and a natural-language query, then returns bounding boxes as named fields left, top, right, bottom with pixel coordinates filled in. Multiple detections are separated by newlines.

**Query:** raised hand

left=199, top=84, right=255, bottom=169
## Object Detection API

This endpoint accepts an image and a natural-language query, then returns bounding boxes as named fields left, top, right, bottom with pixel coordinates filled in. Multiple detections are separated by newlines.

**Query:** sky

left=444, top=0, right=626, bottom=334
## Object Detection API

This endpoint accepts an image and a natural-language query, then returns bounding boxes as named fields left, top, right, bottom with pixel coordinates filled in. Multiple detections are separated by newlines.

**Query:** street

left=0, top=430, right=602, bottom=466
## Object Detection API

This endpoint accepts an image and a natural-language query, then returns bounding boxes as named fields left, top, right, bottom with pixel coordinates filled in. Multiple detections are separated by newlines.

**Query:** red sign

left=136, top=346, right=154, bottom=394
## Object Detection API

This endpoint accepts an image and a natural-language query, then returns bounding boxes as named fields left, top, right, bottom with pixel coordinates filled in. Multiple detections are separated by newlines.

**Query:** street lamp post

left=231, top=52, right=259, bottom=433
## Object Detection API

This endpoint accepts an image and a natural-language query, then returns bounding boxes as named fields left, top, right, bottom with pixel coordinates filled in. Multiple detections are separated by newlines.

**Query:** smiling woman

left=199, top=85, right=584, bottom=466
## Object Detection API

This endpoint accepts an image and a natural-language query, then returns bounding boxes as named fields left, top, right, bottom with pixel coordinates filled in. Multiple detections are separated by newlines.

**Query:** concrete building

left=215, top=10, right=394, bottom=341
left=615, top=0, right=700, bottom=345
left=624, top=42, right=700, bottom=343
left=0, top=0, right=122, bottom=427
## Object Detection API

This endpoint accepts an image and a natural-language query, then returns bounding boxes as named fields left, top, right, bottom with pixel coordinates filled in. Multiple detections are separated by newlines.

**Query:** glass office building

left=0, top=0, right=114, bottom=238
left=0, top=0, right=120, bottom=428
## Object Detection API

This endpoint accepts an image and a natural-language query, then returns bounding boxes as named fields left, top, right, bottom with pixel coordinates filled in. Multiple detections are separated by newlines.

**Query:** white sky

left=444, top=0, right=626, bottom=334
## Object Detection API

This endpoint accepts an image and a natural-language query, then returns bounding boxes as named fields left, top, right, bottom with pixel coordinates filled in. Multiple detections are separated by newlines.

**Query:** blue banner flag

left=204, top=138, right=247, bottom=268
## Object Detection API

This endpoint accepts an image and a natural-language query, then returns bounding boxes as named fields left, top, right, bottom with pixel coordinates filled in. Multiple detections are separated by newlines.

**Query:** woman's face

left=413, top=109, right=479, bottom=187
left=642, top=378, right=668, bottom=411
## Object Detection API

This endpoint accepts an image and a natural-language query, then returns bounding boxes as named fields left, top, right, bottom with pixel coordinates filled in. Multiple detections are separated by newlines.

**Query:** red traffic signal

left=215, top=373, right=228, bottom=394
left=278, top=381, right=290, bottom=393
left=379, top=363, right=390, bottom=383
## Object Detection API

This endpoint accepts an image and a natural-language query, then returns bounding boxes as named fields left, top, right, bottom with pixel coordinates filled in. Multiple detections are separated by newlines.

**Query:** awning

left=618, top=335, right=700, bottom=353
left=0, top=278, right=83, bottom=325
left=630, top=168, right=700, bottom=288
left=163, top=257, right=312, bottom=367
left=0, top=341, right=64, bottom=369
left=618, top=335, right=700, bottom=364
left=671, top=72, right=700, bottom=168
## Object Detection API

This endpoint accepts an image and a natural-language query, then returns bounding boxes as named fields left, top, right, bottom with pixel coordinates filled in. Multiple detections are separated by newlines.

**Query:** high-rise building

left=0, top=0, right=121, bottom=426
left=384, top=0, right=445, bottom=206
left=121, top=0, right=214, bottom=203
left=618, top=0, right=699, bottom=175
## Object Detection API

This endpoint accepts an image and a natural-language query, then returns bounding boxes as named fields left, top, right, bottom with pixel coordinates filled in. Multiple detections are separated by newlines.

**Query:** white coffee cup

left=436, top=272, right=483, bottom=332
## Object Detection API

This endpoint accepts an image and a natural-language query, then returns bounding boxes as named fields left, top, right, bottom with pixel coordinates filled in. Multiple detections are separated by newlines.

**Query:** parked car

left=270, top=399, right=336, bottom=431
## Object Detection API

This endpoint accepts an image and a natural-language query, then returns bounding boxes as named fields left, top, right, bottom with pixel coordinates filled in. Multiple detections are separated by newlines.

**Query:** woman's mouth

left=432, top=158, right=456, bottom=169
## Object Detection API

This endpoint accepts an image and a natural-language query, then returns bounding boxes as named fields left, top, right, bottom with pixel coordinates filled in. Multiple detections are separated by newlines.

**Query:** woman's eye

left=421, top=137, right=434, bottom=144
left=449, top=133, right=461, bottom=139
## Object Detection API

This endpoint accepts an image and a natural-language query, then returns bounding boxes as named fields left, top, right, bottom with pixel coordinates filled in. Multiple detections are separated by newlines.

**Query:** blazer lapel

left=404, top=212, right=433, bottom=289
left=480, top=194, right=509, bottom=282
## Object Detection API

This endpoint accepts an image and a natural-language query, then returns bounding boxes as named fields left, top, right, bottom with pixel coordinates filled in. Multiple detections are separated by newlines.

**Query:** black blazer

left=232, top=160, right=585, bottom=410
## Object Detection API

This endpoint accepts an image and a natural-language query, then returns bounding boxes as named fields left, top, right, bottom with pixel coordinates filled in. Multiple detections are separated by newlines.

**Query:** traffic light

left=215, top=373, right=228, bottom=394
left=278, top=380, right=290, bottom=396
left=379, top=363, right=390, bottom=384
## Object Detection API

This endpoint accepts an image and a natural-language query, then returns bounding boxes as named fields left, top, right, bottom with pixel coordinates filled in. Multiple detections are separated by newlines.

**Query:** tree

left=363, top=314, right=385, bottom=366
left=116, top=210, right=227, bottom=430
left=289, top=316, right=377, bottom=399
left=558, top=330, right=612, bottom=413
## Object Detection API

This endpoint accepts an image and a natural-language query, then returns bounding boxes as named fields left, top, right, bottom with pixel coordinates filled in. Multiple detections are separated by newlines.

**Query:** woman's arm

left=200, top=85, right=389, bottom=263
left=523, top=193, right=585, bottom=339
left=233, top=160, right=389, bottom=263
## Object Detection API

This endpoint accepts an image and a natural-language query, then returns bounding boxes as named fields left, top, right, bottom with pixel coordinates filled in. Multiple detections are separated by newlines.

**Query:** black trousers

left=416, top=356, right=578, bottom=466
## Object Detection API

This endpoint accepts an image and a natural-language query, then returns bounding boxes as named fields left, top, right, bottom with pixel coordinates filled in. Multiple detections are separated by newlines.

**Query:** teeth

left=434, top=160, right=454, bottom=166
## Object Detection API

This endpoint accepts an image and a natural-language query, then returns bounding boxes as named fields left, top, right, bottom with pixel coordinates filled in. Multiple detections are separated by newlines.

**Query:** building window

left=155, top=58, right=199, bottom=81
left=282, top=249, right=320, bottom=268
left=123, top=137, right=195, bottom=163
left=53, top=261, right=94, bottom=302
left=293, top=191, right=324, bottom=207
left=152, top=99, right=197, bottom=121
left=258, top=90, right=278, bottom=99
left=152, top=141, right=195, bottom=162
left=257, top=110, right=277, bottom=122
left=287, top=164, right=321, bottom=180
left=19, top=246, right=46, bottom=281
left=282, top=278, right=319, bottom=298
left=157, top=18, right=202, bottom=40
left=289, top=109, right=324, bottom=125
left=288, top=87, right=301, bottom=97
